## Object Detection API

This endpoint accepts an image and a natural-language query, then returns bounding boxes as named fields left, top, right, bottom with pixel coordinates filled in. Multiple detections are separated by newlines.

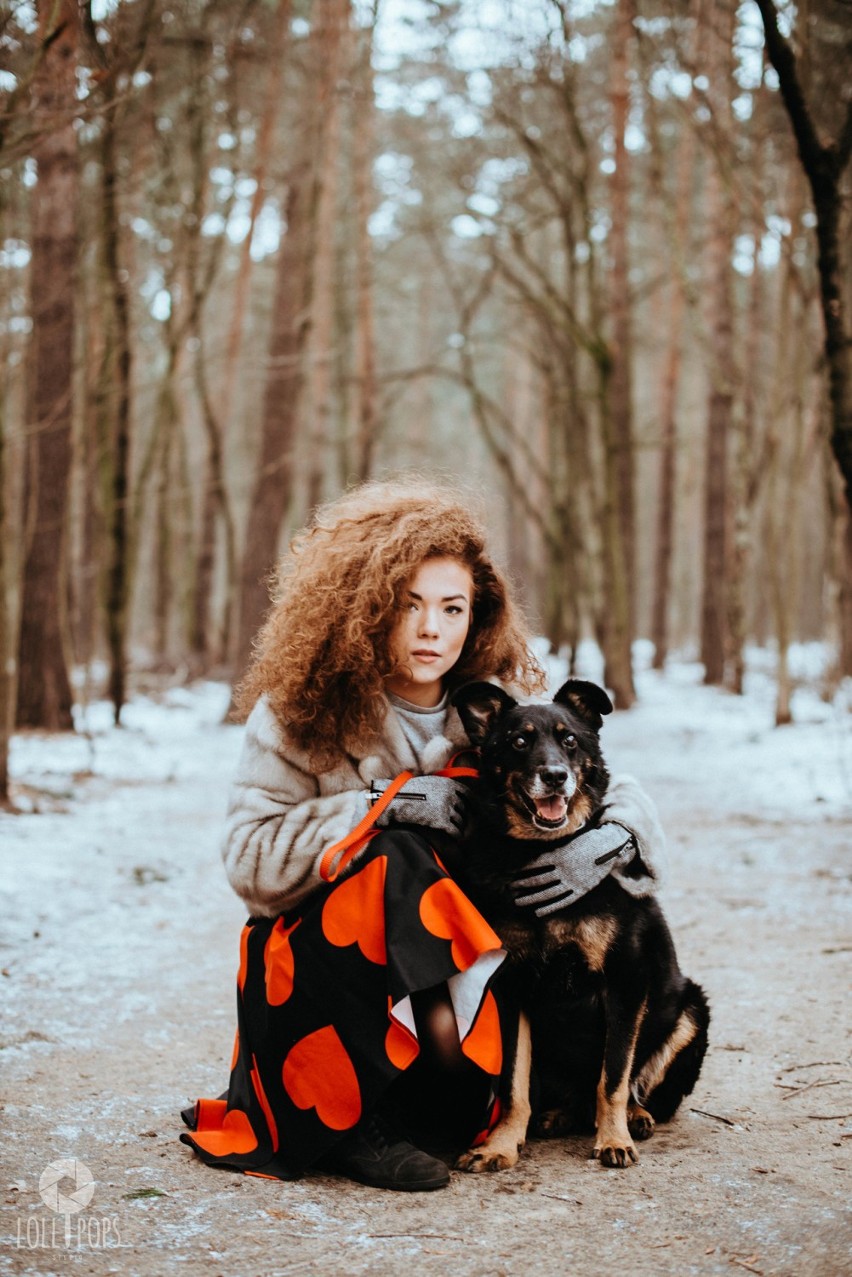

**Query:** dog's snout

left=539, top=765, right=569, bottom=789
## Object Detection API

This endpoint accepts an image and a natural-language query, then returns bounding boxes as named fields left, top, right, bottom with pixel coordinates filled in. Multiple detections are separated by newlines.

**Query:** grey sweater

left=221, top=694, right=667, bottom=918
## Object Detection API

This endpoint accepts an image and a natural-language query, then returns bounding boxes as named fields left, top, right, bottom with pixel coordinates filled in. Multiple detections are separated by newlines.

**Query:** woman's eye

left=445, top=605, right=463, bottom=616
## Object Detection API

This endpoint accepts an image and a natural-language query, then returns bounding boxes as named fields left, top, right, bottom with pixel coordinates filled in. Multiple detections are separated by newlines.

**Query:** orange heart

left=264, top=917, right=301, bottom=1006
left=461, top=988, right=502, bottom=1076
left=237, top=924, right=250, bottom=993
left=190, top=1101, right=259, bottom=1157
left=321, top=855, right=387, bottom=965
left=419, top=877, right=501, bottom=972
left=283, top=1025, right=362, bottom=1131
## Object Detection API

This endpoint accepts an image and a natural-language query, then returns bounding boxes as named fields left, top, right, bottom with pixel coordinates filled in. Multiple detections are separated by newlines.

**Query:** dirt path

left=1, top=679, right=850, bottom=1276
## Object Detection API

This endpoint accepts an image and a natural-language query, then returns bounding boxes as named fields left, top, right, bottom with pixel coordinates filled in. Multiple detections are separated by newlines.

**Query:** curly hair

left=236, top=476, right=547, bottom=767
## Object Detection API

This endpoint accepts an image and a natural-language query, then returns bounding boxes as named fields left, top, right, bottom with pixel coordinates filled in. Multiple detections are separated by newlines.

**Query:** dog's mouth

left=519, top=789, right=569, bottom=830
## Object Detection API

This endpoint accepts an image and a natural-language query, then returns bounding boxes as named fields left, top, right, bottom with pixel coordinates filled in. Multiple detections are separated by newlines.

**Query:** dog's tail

left=639, top=980, right=710, bottom=1124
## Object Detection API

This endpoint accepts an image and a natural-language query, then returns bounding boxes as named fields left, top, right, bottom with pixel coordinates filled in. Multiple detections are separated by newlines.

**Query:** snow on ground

left=1, top=653, right=849, bottom=1276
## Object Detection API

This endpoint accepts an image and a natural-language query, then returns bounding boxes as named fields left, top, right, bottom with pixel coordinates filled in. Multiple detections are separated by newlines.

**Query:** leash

left=319, top=770, right=413, bottom=882
left=319, top=759, right=480, bottom=883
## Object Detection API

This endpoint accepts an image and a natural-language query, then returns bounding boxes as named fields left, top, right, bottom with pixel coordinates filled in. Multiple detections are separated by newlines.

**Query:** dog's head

left=452, top=680, right=613, bottom=841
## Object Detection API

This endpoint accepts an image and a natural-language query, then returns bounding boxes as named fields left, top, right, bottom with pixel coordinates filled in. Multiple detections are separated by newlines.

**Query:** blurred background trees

left=1, top=0, right=851, bottom=773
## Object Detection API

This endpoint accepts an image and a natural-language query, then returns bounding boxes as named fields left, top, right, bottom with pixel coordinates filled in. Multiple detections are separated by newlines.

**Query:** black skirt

left=180, top=828, right=515, bottom=1180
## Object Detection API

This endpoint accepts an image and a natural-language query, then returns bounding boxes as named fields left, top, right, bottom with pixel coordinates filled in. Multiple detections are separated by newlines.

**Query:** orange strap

left=319, top=769, right=414, bottom=883
left=318, top=763, right=481, bottom=883
left=436, top=750, right=480, bottom=780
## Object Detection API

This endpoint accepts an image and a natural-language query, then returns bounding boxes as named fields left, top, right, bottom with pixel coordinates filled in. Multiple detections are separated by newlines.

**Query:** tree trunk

left=230, top=169, right=313, bottom=697
left=727, top=227, right=763, bottom=695
left=16, top=0, right=79, bottom=731
left=699, top=0, right=736, bottom=687
left=834, top=505, right=852, bottom=679
left=650, top=1, right=698, bottom=672
left=153, top=430, right=173, bottom=663
left=755, top=0, right=852, bottom=516
left=0, top=400, right=13, bottom=803
left=608, top=0, right=636, bottom=634
left=598, top=374, right=636, bottom=708
left=351, top=12, right=378, bottom=483
left=303, top=0, right=348, bottom=514
left=217, top=0, right=292, bottom=439
left=191, top=347, right=238, bottom=670
left=183, top=26, right=239, bottom=672
left=728, top=69, right=771, bottom=694
left=99, top=109, right=133, bottom=723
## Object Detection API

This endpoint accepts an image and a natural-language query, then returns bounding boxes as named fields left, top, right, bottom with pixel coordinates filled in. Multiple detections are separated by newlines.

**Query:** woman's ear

left=451, top=682, right=517, bottom=744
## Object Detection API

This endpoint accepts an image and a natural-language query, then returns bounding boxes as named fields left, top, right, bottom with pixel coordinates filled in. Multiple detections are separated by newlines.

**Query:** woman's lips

left=411, top=651, right=441, bottom=663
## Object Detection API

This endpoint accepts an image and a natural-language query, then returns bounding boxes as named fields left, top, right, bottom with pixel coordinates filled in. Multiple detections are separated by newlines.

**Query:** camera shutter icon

left=39, top=1159, right=95, bottom=1215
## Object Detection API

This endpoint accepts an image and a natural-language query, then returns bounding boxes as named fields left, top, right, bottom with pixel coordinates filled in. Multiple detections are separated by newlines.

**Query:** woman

left=180, top=478, right=664, bottom=1191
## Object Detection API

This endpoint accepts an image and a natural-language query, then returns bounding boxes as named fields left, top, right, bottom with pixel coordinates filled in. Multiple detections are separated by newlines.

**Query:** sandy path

left=1, top=678, right=849, bottom=1276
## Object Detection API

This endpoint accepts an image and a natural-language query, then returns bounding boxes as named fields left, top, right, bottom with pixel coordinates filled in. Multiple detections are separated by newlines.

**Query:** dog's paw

left=535, top=1107, right=574, bottom=1137
left=455, top=1143, right=522, bottom=1173
left=627, top=1105, right=655, bottom=1142
left=593, top=1138, right=639, bottom=1168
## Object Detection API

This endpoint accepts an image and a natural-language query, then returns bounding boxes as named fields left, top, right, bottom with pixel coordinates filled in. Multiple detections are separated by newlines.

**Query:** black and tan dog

left=450, top=679, right=709, bottom=1171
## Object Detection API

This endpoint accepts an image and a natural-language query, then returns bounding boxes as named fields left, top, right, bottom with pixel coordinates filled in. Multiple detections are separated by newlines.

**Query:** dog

left=449, top=678, right=709, bottom=1171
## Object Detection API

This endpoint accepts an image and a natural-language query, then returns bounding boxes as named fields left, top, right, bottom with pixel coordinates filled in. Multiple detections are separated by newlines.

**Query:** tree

left=699, top=0, right=736, bottom=686
left=755, top=0, right=852, bottom=676
left=16, top=0, right=80, bottom=730
left=230, top=160, right=314, bottom=694
left=303, top=0, right=349, bottom=513
left=647, top=0, right=699, bottom=671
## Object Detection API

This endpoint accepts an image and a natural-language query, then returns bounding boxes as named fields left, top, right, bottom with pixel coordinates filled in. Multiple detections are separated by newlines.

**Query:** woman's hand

left=371, top=776, right=469, bottom=836
left=510, top=823, right=636, bottom=917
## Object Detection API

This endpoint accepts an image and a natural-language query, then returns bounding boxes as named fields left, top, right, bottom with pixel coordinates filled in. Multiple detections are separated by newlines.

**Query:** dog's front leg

left=456, top=1010, right=531, bottom=1173
left=594, top=989, right=647, bottom=1168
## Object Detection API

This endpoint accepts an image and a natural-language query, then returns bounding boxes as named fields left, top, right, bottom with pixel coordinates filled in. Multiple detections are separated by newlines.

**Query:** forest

left=1, top=0, right=851, bottom=802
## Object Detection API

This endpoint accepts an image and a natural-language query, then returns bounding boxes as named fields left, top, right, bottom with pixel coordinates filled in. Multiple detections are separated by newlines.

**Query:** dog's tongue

left=535, top=795, right=568, bottom=821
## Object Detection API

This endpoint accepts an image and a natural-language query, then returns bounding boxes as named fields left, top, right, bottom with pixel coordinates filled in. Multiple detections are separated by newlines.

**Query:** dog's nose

left=539, top=766, right=569, bottom=789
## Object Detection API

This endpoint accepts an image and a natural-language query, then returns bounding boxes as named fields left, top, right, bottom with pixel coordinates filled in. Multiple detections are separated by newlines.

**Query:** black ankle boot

left=315, top=1112, right=450, bottom=1192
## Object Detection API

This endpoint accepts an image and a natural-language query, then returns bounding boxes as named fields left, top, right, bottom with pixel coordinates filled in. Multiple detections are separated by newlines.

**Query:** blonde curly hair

left=236, top=477, right=546, bottom=766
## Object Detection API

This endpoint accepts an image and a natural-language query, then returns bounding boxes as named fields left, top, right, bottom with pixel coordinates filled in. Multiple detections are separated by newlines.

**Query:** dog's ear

left=553, top=679, right=613, bottom=730
left=451, top=682, right=517, bottom=745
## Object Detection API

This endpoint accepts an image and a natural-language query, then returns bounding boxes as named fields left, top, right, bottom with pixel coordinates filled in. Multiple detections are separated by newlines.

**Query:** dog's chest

left=493, top=912, right=617, bottom=974
left=541, top=914, right=617, bottom=972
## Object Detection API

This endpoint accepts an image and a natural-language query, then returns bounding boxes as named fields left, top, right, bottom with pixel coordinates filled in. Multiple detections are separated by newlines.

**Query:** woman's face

left=384, top=557, right=473, bottom=707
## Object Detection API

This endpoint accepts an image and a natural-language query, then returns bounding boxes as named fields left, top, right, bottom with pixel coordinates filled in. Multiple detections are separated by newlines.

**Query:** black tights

left=410, top=982, right=478, bottom=1078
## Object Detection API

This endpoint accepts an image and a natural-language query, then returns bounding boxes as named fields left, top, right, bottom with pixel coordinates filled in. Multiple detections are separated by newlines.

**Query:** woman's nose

left=418, top=608, right=440, bottom=636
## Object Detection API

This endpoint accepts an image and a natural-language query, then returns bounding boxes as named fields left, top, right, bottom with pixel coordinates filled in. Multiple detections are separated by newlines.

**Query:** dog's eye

left=560, top=733, right=578, bottom=751
left=511, top=734, right=529, bottom=751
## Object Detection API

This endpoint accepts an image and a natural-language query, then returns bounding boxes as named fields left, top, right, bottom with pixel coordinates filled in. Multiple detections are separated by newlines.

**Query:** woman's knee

left=411, top=983, right=472, bottom=1075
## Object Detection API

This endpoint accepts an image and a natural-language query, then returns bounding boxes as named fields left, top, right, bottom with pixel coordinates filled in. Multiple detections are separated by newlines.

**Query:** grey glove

left=371, top=775, right=468, bottom=836
left=511, top=823, right=636, bottom=917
